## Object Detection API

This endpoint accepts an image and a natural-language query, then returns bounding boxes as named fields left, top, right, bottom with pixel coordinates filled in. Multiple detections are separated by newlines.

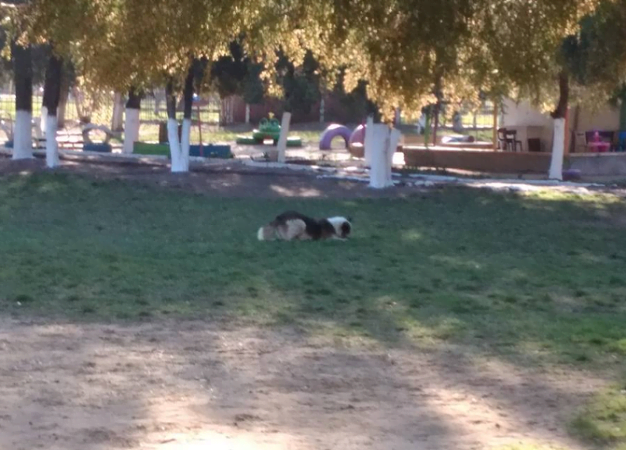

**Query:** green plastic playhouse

left=236, top=117, right=302, bottom=147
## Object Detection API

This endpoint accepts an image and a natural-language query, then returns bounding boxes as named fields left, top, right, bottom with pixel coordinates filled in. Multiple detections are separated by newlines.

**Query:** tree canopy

left=11, top=0, right=614, bottom=121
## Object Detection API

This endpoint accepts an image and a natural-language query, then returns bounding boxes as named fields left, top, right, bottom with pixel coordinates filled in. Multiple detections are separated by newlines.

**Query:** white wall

left=576, top=106, right=619, bottom=133
left=501, top=99, right=553, bottom=128
left=500, top=99, right=623, bottom=153
left=501, top=99, right=554, bottom=152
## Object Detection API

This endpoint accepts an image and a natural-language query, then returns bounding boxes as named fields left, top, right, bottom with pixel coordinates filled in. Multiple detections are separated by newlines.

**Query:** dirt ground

left=0, top=155, right=614, bottom=450
left=0, top=156, right=426, bottom=199
left=0, top=318, right=607, bottom=450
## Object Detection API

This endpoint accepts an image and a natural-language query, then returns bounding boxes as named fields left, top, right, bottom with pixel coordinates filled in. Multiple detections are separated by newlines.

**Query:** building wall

left=576, top=106, right=619, bottom=132
left=500, top=99, right=554, bottom=152
left=501, top=99, right=624, bottom=153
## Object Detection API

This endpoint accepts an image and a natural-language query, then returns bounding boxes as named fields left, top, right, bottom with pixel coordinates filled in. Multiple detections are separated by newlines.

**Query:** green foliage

left=331, top=72, right=380, bottom=122
left=243, top=61, right=265, bottom=105
left=210, top=41, right=249, bottom=99
left=275, top=50, right=320, bottom=115
left=560, top=1, right=626, bottom=109
left=208, top=40, right=265, bottom=104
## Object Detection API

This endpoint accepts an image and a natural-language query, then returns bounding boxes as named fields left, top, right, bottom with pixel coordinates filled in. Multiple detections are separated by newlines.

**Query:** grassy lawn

left=136, top=123, right=329, bottom=145
left=1, top=172, right=625, bottom=447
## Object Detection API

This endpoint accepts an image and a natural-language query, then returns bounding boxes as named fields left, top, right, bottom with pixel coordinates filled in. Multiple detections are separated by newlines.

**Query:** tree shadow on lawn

left=2, top=173, right=626, bottom=448
left=0, top=317, right=606, bottom=450
left=2, top=173, right=625, bottom=372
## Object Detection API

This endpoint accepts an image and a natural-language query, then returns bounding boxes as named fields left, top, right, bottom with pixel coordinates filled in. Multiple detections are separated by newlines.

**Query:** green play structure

left=236, top=117, right=303, bottom=147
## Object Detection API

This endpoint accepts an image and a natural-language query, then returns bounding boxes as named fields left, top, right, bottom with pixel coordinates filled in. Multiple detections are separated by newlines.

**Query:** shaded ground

left=0, top=319, right=606, bottom=450
left=0, top=156, right=424, bottom=199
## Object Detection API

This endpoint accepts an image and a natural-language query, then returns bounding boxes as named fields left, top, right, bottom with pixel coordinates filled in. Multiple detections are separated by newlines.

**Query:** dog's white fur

left=326, top=216, right=350, bottom=240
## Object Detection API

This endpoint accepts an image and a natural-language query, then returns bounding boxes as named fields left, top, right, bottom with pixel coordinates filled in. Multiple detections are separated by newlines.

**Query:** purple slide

left=319, top=124, right=352, bottom=150
left=349, top=124, right=366, bottom=147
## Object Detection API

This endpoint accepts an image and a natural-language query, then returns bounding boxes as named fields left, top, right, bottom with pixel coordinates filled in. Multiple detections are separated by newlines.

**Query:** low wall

left=402, top=147, right=551, bottom=174
left=567, top=153, right=626, bottom=176
left=402, top=147, right=626, bottom=176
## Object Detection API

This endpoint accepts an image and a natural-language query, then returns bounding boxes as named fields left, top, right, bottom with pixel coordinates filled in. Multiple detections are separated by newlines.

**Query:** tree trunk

left=549, top=71, right=569, bottom=180
left=57, top=66, right=70, bottom=129
left=570, top=104, right=580, bottom=154
left=166, top=79, right=183, bottom=171
left=179, top=63, right=195, bottom=172
left=72, top=87, right=86, bottom=122
left=166, top=60, right=198, bottom=173
left=11, top=40, right=33, bottom=160
left=424, top=108, right=431, bottom=148
left=432, top=101, right=440, bottom=146
left=276, top=112, right=291, bottom=163
left=364, top=115, right=374, bottom=167
left=123, top=88, right=141, bottom=154
left=369, top=124, right=401, bottom=189
left=551, top=71, right=569, bottom=120
left=42, top=51, right=63, bottom=168
left=111, top=92, right=124, bottom=132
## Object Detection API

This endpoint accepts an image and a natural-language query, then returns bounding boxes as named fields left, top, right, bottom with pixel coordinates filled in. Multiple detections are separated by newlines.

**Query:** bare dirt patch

left=0, top=319, right=606, bottom=450
left=0, top=156, right=427, bottom=199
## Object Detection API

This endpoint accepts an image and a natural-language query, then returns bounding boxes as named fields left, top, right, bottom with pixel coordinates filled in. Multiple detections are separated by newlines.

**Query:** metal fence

left=398, top=101, right=497, bottom=142
left=0, top=86, right=221, bottom=133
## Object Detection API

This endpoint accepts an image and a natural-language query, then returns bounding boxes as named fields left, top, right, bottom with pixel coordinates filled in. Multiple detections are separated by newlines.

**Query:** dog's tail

left=257, top=224, right=276, bottom=241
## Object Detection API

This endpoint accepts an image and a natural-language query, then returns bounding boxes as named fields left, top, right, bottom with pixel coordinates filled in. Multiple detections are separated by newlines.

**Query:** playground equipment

left=82, top=124, right=120, bottom=152
left=319, top=124, right=351, bottom=150
left=133, top=141, right=233, bottom=159
left=348, top=124, right=366, bottom=158
left=236, top=116, right=303, bottom=147
left=189, top=144, right=233, bottom=158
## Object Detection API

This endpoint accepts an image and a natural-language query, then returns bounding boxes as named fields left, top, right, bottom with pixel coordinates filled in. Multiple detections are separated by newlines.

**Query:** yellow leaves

left=16, top=0, right=609, bottom=115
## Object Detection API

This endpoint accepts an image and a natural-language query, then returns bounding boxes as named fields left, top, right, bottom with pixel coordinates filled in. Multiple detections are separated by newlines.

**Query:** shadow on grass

left=2, top=172, right=626, bottom=448
left=1, top=173, right=625, bottom=368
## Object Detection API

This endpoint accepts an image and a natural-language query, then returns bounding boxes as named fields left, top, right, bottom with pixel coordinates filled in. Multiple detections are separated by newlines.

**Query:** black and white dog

left=257, top=211, right=352, bottom=241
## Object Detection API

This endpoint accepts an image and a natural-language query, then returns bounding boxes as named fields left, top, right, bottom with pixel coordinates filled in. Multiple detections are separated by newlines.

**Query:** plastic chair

left=497, top=128, right=507, bottom=150
left=505, top=129, right=523, bottom=152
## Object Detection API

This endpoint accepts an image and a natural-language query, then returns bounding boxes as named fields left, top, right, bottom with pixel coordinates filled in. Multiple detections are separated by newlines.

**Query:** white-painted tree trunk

left=548, top=118, right=565, bottom=180
left=179, top=118, right=191, bottom=172
left=111, top=92, right=124, bottom=131
left=369, top=124, right=401, bottom=189
left=168, top=118, right=191, bottom=173
left=45, top=114, right=59, bottom=168
left=123, top=108, right=140, bottom=154
left=364, top=116, right=375, bottom=167
left=40, top=106, right=48, bottom=137
left=167, top=118, right=183, bottom=171
left=245, top=104, right=250, bottom=124
left=13, top=110, right=33, bottom=159
left=276, top=112, right=291, bottom=164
